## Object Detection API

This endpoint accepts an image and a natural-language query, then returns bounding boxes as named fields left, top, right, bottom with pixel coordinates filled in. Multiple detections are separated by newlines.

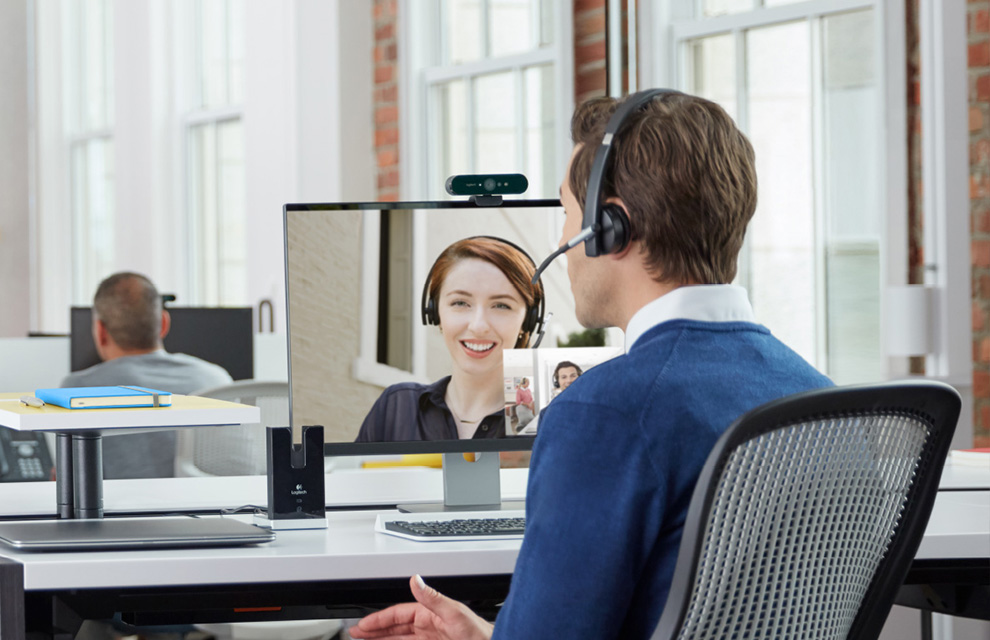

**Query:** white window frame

left=649, top=0, right=897, bottom=373
left=63, top=0, right=115, bottom=305
left=351, top=0, right=573, bottom=389
left=647, top=0, right=972, bottom=443
left=176, top=0, right=246, bottom=306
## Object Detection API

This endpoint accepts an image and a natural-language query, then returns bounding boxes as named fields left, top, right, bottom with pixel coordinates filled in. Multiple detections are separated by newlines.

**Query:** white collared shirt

left=624, top=285, right=756, bottom=353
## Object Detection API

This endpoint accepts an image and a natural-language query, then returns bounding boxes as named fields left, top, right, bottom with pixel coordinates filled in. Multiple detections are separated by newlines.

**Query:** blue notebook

left=35, top=386, right=173, bottom=410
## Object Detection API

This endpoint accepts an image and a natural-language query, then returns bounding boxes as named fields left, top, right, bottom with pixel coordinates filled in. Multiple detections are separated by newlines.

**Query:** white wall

left=245, top=0, right=374, bottom=337
left=0, top=0, right=31, bottom=338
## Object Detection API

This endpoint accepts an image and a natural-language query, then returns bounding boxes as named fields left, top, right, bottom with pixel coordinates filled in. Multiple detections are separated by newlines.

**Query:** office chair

left=652, top=380, right=960, bottom=640
left=176, top=380, right=289, bottom=476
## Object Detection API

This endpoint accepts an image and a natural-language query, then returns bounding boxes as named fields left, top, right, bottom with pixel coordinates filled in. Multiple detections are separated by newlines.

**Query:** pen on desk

left=20, top=395, right=45, bottom=408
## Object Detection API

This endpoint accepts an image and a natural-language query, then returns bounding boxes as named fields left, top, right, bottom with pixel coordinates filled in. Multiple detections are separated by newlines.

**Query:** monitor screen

left=70, top=307, right=255, bottom=381
left=284, top=200, right=582, bottom=456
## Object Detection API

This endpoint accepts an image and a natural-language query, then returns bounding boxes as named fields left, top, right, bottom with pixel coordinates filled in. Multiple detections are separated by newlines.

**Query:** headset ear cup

left=523, top=305, right=539, bottom=335
left=598, top=204, right=631, bottom=255
left=423, top=297, right=439, bottom=326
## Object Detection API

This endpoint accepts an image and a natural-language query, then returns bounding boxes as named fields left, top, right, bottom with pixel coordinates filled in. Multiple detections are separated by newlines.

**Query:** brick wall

left=373, top=0, right=399, bottom=201
left=970, top=0, right=990, bottom=448
left=574, top=0, right=607, bottom=104
left=906, top=0, right=927, bottom=376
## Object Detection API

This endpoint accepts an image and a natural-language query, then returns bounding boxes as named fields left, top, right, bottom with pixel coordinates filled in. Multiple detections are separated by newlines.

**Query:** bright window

left=183, top=0, right=246, bottom=306
left=63, top=0, right=115, bottom=304
left=671, top=1, right=883, bottom=384
left=424, top=0, right=562, bottom=199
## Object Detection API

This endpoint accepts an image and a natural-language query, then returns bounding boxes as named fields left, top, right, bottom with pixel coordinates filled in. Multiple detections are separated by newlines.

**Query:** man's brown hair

left=569, top=92, right=757, bottom=284
left=93, top=272, right=162, bottom=350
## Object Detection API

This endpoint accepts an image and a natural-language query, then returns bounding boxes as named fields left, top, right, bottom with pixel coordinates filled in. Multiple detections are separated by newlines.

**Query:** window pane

left=474, top=72, right=518, bottom=172
left=189, top=124, right=219, bottom=302
left=71, top=139, right=115, bottom=302
left=489, top=0, right=533, bottom=58
left=688, top=34, right=736, bottom=122
left=745, top=21, right=816, bottom=365
left=82, top=0, right=113, bottom=130
left=523, top=65, right=554, bottom=197
left=218, top=120, right=246, bottom=304
left=228, top=0, right=246, bottom=104
left=436, top=80, right=468, bottom=182
left=703, top=0, right=755, bottom=18
left=823, top=10, right=880, bottom=383
left=199, top=0, right=228, bottom=107
left=539, top=0, right=554, bottom=47
left=188, top=120, right=246, bottom=305
left=444, top=0, right=483, bottom=64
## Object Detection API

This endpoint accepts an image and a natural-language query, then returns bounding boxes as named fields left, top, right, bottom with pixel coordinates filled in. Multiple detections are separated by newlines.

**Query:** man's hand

left=349, top=575, right=494, bottom=640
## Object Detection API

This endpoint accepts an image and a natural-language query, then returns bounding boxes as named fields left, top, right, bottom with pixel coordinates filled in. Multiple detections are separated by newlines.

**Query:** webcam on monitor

left=445, top=173, right=528, bottom=206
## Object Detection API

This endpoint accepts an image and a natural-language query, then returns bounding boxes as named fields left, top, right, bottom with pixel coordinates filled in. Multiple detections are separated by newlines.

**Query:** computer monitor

left=70, top=307, right=255, bottom=381
left=284, top=200, right=578, bottom=511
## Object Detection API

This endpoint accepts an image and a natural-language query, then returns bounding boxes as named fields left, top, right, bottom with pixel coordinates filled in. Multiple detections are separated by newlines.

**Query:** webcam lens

left=483, top=178, right=496, bottom=191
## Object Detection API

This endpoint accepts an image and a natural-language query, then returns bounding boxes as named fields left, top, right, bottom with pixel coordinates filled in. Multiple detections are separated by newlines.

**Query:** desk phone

left=0, top=427, right=54, bottom=481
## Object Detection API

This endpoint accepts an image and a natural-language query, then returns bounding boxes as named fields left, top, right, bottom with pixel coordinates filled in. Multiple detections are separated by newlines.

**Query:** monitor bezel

left=283, top=198, right=562, bottom=456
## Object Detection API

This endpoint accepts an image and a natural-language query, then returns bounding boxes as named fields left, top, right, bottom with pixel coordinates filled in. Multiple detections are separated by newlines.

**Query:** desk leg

left=71, top=433, right=103, bottom=519
left=55, top=433, right=73, bottom=519
left=921, top=610, right=932, bottom=640
left=0, top=557, right=25, bottom=640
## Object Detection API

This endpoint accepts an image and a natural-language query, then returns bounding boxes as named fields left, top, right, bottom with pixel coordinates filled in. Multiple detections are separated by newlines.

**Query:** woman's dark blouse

left=356, top=376, right=506, bottom=442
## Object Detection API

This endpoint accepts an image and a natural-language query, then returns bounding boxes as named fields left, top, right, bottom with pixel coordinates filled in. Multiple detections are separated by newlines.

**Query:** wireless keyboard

left=376, top=510, right=526, bottom=542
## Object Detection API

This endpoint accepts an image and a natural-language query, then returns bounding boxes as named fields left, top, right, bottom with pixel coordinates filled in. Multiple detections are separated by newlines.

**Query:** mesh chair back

left=652, top=381, right=960, bottom=640
left=176, top=381, right=289, bottom=476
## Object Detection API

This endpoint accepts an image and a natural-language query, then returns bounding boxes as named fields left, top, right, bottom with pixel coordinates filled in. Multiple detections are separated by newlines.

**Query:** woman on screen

left=356, top=236, right=544, bottom=442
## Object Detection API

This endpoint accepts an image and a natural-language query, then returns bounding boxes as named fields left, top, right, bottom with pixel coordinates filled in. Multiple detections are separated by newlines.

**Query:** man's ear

left=93, top=318, right=110, bottom=347
left=160, top=309, right=171, bottom=340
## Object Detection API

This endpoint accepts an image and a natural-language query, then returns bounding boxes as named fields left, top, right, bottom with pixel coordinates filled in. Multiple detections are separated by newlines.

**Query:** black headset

left=420, top=236, right=546, bottom=348
left=582, top=88, right=680, bottom=257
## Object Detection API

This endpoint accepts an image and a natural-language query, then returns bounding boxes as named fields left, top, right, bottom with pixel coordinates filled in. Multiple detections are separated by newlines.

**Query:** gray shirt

left=60, top=350, right=233, bottom=479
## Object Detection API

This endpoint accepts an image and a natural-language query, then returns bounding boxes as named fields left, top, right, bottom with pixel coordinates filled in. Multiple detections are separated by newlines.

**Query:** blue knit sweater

left=492, top=319, right=833, bottom=639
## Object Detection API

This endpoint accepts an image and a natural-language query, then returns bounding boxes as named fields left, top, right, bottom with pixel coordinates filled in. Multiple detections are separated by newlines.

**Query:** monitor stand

left=397, top=452, right=525, bottom=513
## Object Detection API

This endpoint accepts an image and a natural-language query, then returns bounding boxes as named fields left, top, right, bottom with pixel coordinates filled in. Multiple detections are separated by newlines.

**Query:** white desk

left=0, top=470, right=984, bottom=639
left=0, top=469, right=523, bottom=638
left=0, top=393, right=258, bottom=518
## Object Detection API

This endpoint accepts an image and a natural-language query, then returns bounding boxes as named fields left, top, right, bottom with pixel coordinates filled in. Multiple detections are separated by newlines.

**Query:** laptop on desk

left=0, top=516, right=275, bottom=551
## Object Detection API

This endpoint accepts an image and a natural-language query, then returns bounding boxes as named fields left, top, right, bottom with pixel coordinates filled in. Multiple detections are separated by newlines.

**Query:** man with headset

left=552, top=360, right=582, bottom=397
left=350, top=91, right=831, bottom=639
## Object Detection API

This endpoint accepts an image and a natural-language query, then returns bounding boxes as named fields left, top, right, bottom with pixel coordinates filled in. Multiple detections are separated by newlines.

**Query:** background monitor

left=284, top=200, right=576, bottom=509
left=70, top=307, right=255, bottom=381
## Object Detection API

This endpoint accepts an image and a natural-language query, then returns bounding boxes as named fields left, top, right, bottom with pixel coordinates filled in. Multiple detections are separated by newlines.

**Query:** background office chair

left=652, top=380, right=960, bottom=640
left=176, top=380, right=289, bottom=476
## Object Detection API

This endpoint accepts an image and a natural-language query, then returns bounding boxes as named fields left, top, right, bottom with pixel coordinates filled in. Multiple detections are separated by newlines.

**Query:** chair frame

left=175, top=380, right=289, bottom=477
left=653, top=380, right=961, bottom=640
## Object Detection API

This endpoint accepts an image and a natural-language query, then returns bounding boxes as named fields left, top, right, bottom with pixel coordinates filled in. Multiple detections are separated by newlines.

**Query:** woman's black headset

left=420, top=236, right=546, bottom=348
